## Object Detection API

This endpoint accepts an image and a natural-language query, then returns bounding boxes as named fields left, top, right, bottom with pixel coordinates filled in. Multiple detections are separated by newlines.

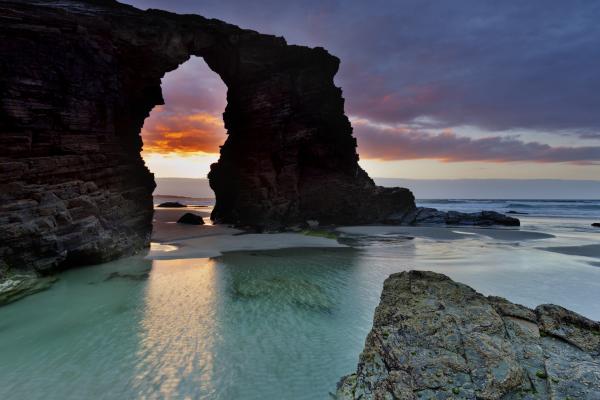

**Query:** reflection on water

left=0, top=225, right=600, bottom=399
left=134, top=258, right=219, bottom=399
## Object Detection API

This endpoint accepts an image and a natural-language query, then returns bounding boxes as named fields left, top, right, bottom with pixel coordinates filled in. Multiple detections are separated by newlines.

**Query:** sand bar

left=541, top=244, right=600, bottom=259
left=149, top=208, right=346, bottom=259
left=147, top=233, right=347, bottom=259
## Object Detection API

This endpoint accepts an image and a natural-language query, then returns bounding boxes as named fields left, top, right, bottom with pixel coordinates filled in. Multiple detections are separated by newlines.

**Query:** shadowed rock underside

left=0, top=0, right=414, bottom=274
left=337, top=271, right=600, bottom=399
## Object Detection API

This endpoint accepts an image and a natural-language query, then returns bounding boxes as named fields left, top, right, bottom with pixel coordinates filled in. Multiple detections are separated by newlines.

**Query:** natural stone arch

left=0, top=0, right=414, bottom=273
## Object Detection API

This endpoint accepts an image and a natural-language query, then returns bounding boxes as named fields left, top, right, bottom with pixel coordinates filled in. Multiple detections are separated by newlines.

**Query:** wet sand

left=541, top=244, right=600, bottom=259
left=151, top=207, right=241, bottom=242
left=149, top=208, right=346, bottom=259
left=336, top=225, right=554, bottom=241
left=152, top=208, right=586, bottom=263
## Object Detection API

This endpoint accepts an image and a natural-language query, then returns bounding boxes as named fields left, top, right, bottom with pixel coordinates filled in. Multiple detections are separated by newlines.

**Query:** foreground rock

left=388, top=207, right=520, bottom=226
left=176, top=213, right=205, bottom=225
left=337, top=271, right=600, bottom=399
left=1, top=0, right=414, bottom=277
left=0, top=274, right=56, bottom=306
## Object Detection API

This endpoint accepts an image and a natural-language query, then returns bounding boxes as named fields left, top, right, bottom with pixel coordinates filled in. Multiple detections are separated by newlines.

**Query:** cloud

left=141, top=56, right=227, bottom=155
left=125, top=0, right=600, bottom=163
left=126, top=0, right=600, bottom=136
left=353, top=119, right=600, bottom=164
left=142, top=107, right=225, bottom=154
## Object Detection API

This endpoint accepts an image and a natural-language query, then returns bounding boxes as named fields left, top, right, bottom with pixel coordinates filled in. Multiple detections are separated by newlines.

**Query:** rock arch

left=0, top=0, right=414, bottom=273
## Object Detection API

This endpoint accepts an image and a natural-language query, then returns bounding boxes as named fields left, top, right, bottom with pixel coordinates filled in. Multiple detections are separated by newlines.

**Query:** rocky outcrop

left=0, top=0, right=414, bottom=275
left=177, top=213, right=204, bottom=225
left=592, top=223, right=600, bottom=228
left=337, top=271, right=600, bottom=399
left=388, top=207, right=520, bottom=226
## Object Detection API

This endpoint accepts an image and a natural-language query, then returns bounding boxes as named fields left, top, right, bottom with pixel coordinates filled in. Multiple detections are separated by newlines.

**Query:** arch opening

left=141, top=56, right=227, bottom=205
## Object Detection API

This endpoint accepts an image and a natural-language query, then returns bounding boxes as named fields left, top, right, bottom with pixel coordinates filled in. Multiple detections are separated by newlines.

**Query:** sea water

left=0, top=215, right=599, bottom=399
left=419, top=198, right=600, bottom=219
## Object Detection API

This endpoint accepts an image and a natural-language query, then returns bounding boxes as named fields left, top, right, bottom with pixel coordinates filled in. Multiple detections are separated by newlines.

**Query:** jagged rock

left=444, top=210, right=520, bottom=226
left=0, top=0, right=415, bottom=276
left=157, top=202, right=186, bottom=208
left=0, top=274, right=57, bottom=306
left=176, top=213, right=205, bottom=225
left=337, top=271, right=600, bottom=399
left=386, top=207, right=520, bottom=226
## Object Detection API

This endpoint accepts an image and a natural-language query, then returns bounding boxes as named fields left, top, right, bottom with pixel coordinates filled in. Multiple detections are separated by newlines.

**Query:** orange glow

left=142, top=106, right=225, bottom=155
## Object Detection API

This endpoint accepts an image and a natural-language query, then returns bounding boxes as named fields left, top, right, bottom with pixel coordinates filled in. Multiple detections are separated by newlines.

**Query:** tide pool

left=1, top=219, right=599, bottom=399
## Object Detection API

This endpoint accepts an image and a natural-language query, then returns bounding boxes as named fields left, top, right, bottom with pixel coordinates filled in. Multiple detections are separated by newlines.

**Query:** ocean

left=0, top=197, right=598, bottom=399
left=419, top=198, right=600, bottom=219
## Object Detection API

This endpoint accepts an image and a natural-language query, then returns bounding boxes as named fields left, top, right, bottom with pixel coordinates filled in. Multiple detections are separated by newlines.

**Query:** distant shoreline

left=154, top=177, right=600, bottom=199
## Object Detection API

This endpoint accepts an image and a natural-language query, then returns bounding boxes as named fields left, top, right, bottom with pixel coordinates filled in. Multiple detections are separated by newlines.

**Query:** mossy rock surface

left=0, top=275, right=57, bottom=306
left=302, top=229, right=337, bottom=240
left=336, top=270, right=600, bottom=399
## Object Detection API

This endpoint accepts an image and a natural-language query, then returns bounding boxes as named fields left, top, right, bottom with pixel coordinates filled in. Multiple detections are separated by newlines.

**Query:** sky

left=123, top=0, right=600, bottom=180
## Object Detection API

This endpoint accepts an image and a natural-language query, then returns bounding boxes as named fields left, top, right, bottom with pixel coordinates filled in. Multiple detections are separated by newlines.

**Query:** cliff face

left=337, top=271, right=600, bottom=399
left=0, top=0, right=414, bottom=274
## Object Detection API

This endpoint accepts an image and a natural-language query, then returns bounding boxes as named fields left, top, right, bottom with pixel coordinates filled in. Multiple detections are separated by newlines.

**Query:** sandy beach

left=541, top=243, right=600, bottom=259
left=149, top=207, right=597, bottom=263
left=148, top=207, right=346, bottom=259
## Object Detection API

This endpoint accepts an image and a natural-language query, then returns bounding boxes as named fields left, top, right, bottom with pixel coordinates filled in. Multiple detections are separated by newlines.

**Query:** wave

left=418, top=199, right=470, bottom=204
left=506, top=203, right=535, bottom=208
left=506, top=202, right=600, bottom=210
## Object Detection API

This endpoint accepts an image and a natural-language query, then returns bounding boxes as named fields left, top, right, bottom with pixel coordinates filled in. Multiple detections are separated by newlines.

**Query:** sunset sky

left=124, top=0, right=600, bottom=180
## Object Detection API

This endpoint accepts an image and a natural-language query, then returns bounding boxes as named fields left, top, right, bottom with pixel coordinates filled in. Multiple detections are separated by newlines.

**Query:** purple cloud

left=124, top=0, right=600, bottom=163
left=354, top=121, right=600, bottom=164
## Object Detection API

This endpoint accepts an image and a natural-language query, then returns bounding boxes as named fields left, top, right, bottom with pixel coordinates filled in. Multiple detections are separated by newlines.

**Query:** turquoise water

left=1, top=218, right=600, bottom=399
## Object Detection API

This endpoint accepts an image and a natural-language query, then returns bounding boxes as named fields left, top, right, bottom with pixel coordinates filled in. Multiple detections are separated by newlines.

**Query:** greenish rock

left=0, top=274, right=57, bottom=306
left=336, top=271, right=600, bottom=399
left=302, top=229, right=338, bottom=240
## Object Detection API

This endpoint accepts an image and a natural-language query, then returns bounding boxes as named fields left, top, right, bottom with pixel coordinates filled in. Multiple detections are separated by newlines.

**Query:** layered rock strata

left=0, top=0, right=414, bottom=274
left=337, top=271, right=600, bottom=399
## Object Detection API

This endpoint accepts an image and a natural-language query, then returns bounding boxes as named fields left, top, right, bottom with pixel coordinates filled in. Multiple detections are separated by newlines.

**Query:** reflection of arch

left=0, top=1, right=414, bottom=272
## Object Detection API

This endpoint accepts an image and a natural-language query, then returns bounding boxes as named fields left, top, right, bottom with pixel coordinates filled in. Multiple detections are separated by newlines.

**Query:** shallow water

left=1, top=217, right=599, bottom=400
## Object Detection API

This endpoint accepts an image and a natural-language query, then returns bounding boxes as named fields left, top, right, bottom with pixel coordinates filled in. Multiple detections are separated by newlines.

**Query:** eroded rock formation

left=337, top=271, right=600, bottom=399
left=0, top=0, right=414, bottom=274
left=390, top=208, right=520, bottom=226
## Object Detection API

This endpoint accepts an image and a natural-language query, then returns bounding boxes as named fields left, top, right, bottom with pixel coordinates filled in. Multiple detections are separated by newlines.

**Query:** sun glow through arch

left=141, top=56, right=227, bottom=179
